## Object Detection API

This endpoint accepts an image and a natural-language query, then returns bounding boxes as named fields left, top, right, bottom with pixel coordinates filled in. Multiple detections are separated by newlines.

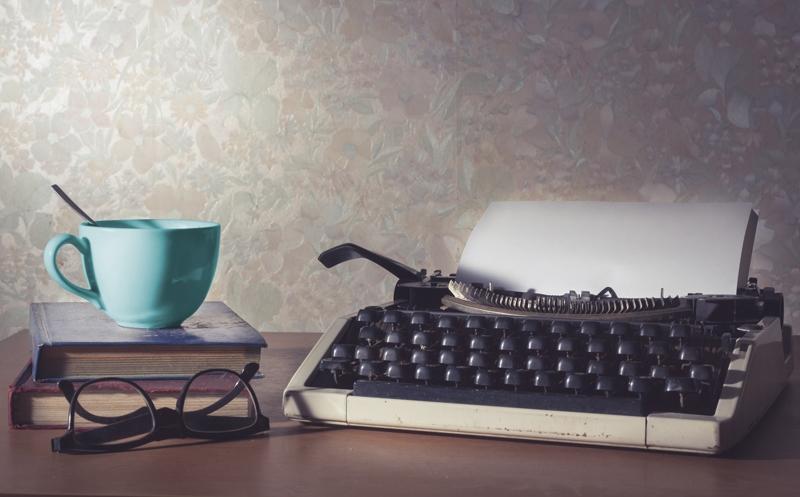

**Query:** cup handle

left=43, top=234, right=103, bottom=309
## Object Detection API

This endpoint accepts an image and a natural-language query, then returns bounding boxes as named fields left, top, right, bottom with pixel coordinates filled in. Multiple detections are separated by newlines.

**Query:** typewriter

left=284, top=202, right=794, bottom=454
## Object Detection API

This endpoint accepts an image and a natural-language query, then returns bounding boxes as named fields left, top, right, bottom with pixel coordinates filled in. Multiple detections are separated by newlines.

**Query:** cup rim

left=80, top=219, right=220, bottom=231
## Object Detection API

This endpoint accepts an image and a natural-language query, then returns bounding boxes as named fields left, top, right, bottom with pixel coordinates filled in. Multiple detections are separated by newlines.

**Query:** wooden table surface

left=0, top=330, right=798, bottom=497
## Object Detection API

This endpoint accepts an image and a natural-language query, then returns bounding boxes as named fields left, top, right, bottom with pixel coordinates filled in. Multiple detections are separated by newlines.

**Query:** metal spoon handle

left=51, top=185, right=97, bottom=225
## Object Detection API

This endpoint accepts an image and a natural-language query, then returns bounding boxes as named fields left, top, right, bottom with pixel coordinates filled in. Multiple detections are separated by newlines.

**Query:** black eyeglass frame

left=51, top=362, right=269, bottom=454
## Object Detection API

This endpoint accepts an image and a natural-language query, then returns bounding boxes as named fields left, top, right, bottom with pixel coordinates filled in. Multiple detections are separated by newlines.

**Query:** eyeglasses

left=52, top=363, right=269, bottom=453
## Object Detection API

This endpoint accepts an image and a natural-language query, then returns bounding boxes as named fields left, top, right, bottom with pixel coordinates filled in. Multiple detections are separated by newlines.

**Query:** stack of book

left=8, top=302, right=266, bottom=429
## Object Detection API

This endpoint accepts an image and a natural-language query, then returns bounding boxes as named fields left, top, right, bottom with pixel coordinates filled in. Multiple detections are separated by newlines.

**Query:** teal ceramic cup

left=43, top=219, right=220, bottom=329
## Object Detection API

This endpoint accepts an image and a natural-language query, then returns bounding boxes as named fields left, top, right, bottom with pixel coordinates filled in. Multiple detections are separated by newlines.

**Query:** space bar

left=351, top=380, right=646, bottom=416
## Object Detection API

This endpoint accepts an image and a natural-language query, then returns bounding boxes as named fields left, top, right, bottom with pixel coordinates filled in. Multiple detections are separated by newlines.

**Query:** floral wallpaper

left=0, top=0, right=798, bottom=339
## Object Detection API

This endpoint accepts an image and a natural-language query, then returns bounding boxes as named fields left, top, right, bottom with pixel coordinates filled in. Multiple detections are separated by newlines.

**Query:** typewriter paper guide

left=457, top=202, right=757, bottom=298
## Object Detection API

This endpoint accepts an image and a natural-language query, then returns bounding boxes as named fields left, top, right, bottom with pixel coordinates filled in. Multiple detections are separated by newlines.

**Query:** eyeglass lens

left=182, top=370, right=258, bottom=433
left=72, top=380, right=155, bottom=447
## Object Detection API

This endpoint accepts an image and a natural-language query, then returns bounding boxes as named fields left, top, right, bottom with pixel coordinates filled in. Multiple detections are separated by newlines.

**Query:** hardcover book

left=29, top=302, right=266, bottom=381
left=8, top=362, right=254, bottom=429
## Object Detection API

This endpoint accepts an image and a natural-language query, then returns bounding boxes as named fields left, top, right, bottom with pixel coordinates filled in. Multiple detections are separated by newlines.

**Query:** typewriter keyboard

left=310, top=307, right=744, bottom=416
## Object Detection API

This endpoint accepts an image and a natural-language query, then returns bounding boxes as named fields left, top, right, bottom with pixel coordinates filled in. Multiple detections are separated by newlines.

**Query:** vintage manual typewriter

left=284, top=202, right=794, bottom=454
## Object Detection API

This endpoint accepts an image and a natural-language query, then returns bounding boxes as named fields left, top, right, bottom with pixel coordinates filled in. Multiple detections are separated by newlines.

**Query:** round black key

left=504, top=369, right=528, bottom=387
left=411, top=350, right=433, bottom=365
left=587, top=338, right=607, bottom=355
left=332, top=344, right=355, bottom=359
left=526, top=355, right=549, bottom=371
left=494, top=317, right=514, bottom=330
left=534, top=371, right=559, bottom=388
left=438, top=349, right=459, bottom=365
left=565, top=373, right=588, bottom=391
left=441, top=332, right=461, bottom=348
left=385, top=330, right=409, bottom=345
left=689, top=364, right=714, bottom=381
left=437, top=315, right=459, bottom=329
left=628, top=376, right=654, bottom=395
left=580, top=321, right=600, bottom=336
left=410, top=312, right=429, bottom=326
left=499, top=336, right=518, bottom=352
left=639, top=324, right=660, bottom=339
left=587, top=359, right=612, bottom=376
left=469, top=335, right=494, bottom=350
left=445, top=365, right=468, bottom=384
left=382, top=310, right=402, bottom=325
left=319, top=358, right=351, bottom=373
left=647, top=340, right=671, bottom=358
left=557, top=336, right=578, bottom=353
left=386, top=362, right=412, bottom=380
left=358, top=325, right=383, bottom=342
left=474, top=369, right=496, bottom=387
left=465, top=316, right=486, bottom=330
left=595, top=375, right=620, bottom=394
left=356, top=307, right=381, bottom=323
left=720, top=332, right=734, bottom=355
left=415, top=364, right=444, bottom=382
left=680, top=345, right=702, bottom=362
left=556, top=356, right=579, bottom=373
left=468, top=352, right=490, bottom=368
left=522, top=320, right=541, bottom=333
left=355, top=345, right=377, bottom=360
left=380, top=347, right=403, bottom=362
left=550, top=321, right=570, bottom=335
left=527, top=335, right=548, bottom=352
left=669, top=323, right=690, bottom=339
left=412, top=331, right=438, bottom=348
left=617, top=340, right=639, bottom=357
left=609, top=322, right=629, bottom=337
left=357, top=360, right=384, bottom=378
left=618, top=360, right=642, bottom=377
left=497, top=354, right=516, bottom=369
left=665, top=376, right=699, bottom=393
left=650, top=364, right=671, bottom=379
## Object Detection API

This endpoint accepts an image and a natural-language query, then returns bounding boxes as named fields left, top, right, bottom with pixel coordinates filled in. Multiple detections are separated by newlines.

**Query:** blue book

left=29, top=302, right=266, bottom=382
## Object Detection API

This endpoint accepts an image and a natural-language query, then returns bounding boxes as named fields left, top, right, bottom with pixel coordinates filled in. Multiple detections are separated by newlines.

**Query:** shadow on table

left=724, top=385, right=800, bottom=461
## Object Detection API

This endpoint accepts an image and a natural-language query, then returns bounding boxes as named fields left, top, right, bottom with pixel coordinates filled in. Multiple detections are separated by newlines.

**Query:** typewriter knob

left=579, top=321, right=599, bottom=336
left=628, top=376, right=654, bottom=395
left=437, top=315, right=459, bottom=329
left=410, top=312, right=429, bottom=326
left=689, top=364, right=714, bottom=381
left=618, top=360, right=642, bottom=377
left=332, top=344, right=355, bottom=359
left=382, top=310, right=403, bottom=325
left=474, top=369, right=496, bottom=388
left=534, top=371, right=559, bottom=389
left=525, top=355, right=549, bottom=371
left=609, top=322, right=629, bottom=337
left=586, top=359, right=612, bottom=376
left=357, top=307, right=382, bottom=323
left=639, top=324, right=661, bottom=339
left=465, top=316, right=486, bottom=330
left=358, top=325, right=384, bottom=343
left=679, top=345, right=702, bottom=363
left=522, top=320, right=541, bottom=333
left=669, top=323, right=690, bottom=340
left=497, top=354, right=516, bottom=369
left=550, top=321, right=570, bottom=335
left=565, top=373, right=588, bottom=392
left=494, top=317, right=514, bottom=331
left=468, top=352, right=490, bottom=368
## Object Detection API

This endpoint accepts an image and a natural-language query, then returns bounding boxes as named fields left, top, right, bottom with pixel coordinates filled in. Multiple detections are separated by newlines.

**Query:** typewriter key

left=689, top=364, right=714, bottom=381
left=497, top=354, right=516, bottom=369
left=534, top=371, right=559, bottom=390
left=415, top=364, right=444, bottom=383
left=521, top=320, right=541, bottom=333
left=499, top=336, right=518, bottom=352
left=465, top=316, right=486, bottom=330
left=525, top=355, right=549, bottom=371
left=437, top=315, right=459, bottom=330
left=579, top=321, right=600, bottom=336
left=411, top=349, right=433, bottom=365
left=526, top=335, right=548, bottom=352
left=550, top=321, right=570, bottom=335
left=618, top=360, right=642, bottom=377
left=355, top=345, right=377, bottom=361
left=410, top=312, right=429, bottom=327
left=639, top=324, right=661, bottom=339
left=468, top=351, right=490, bottom=368
left=494, top=317, right=514, bottom=331
left=586, top=359, right=612, bottom=376
left=473, top=369, right=497, bottom=388
left=469, top=334, right=494, bottom=350
left=357, top=360, right=385, bottom=379
left=441, top=332, right=462, bottom=348
left=386, top=362, right=412, bottom=381
left=358, top=325, right=384, bottom=343
left=609, top=322, right=629, bottom=337
left=680, top=345, right=703, bottom=363
left=565, top=373, right=588, bottom=392
left=356, top=307, right=381, bottom=323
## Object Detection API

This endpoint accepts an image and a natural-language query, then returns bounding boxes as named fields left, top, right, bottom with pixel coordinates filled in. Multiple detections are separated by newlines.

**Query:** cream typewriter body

left=284, top=202, right=794, bottom=454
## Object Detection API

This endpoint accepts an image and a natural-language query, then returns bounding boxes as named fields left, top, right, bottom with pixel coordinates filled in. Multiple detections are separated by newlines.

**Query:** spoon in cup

left=51, top=184, right=97, bottom=226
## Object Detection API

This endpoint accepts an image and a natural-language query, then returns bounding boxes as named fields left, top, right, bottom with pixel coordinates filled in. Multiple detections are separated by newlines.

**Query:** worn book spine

left=29, top=302, right=266, bottom=381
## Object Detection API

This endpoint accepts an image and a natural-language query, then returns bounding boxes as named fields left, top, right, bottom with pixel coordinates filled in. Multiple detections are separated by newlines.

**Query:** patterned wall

left=0, top=0, right=798, bottom=339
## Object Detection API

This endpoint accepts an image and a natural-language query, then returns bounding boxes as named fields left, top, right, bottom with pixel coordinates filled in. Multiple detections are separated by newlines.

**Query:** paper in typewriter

left=457, top=202, right=757, bottom=297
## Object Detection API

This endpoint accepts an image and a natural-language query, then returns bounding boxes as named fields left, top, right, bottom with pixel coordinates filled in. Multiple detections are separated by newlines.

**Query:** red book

left=8, top=362, right=247, bottom=429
